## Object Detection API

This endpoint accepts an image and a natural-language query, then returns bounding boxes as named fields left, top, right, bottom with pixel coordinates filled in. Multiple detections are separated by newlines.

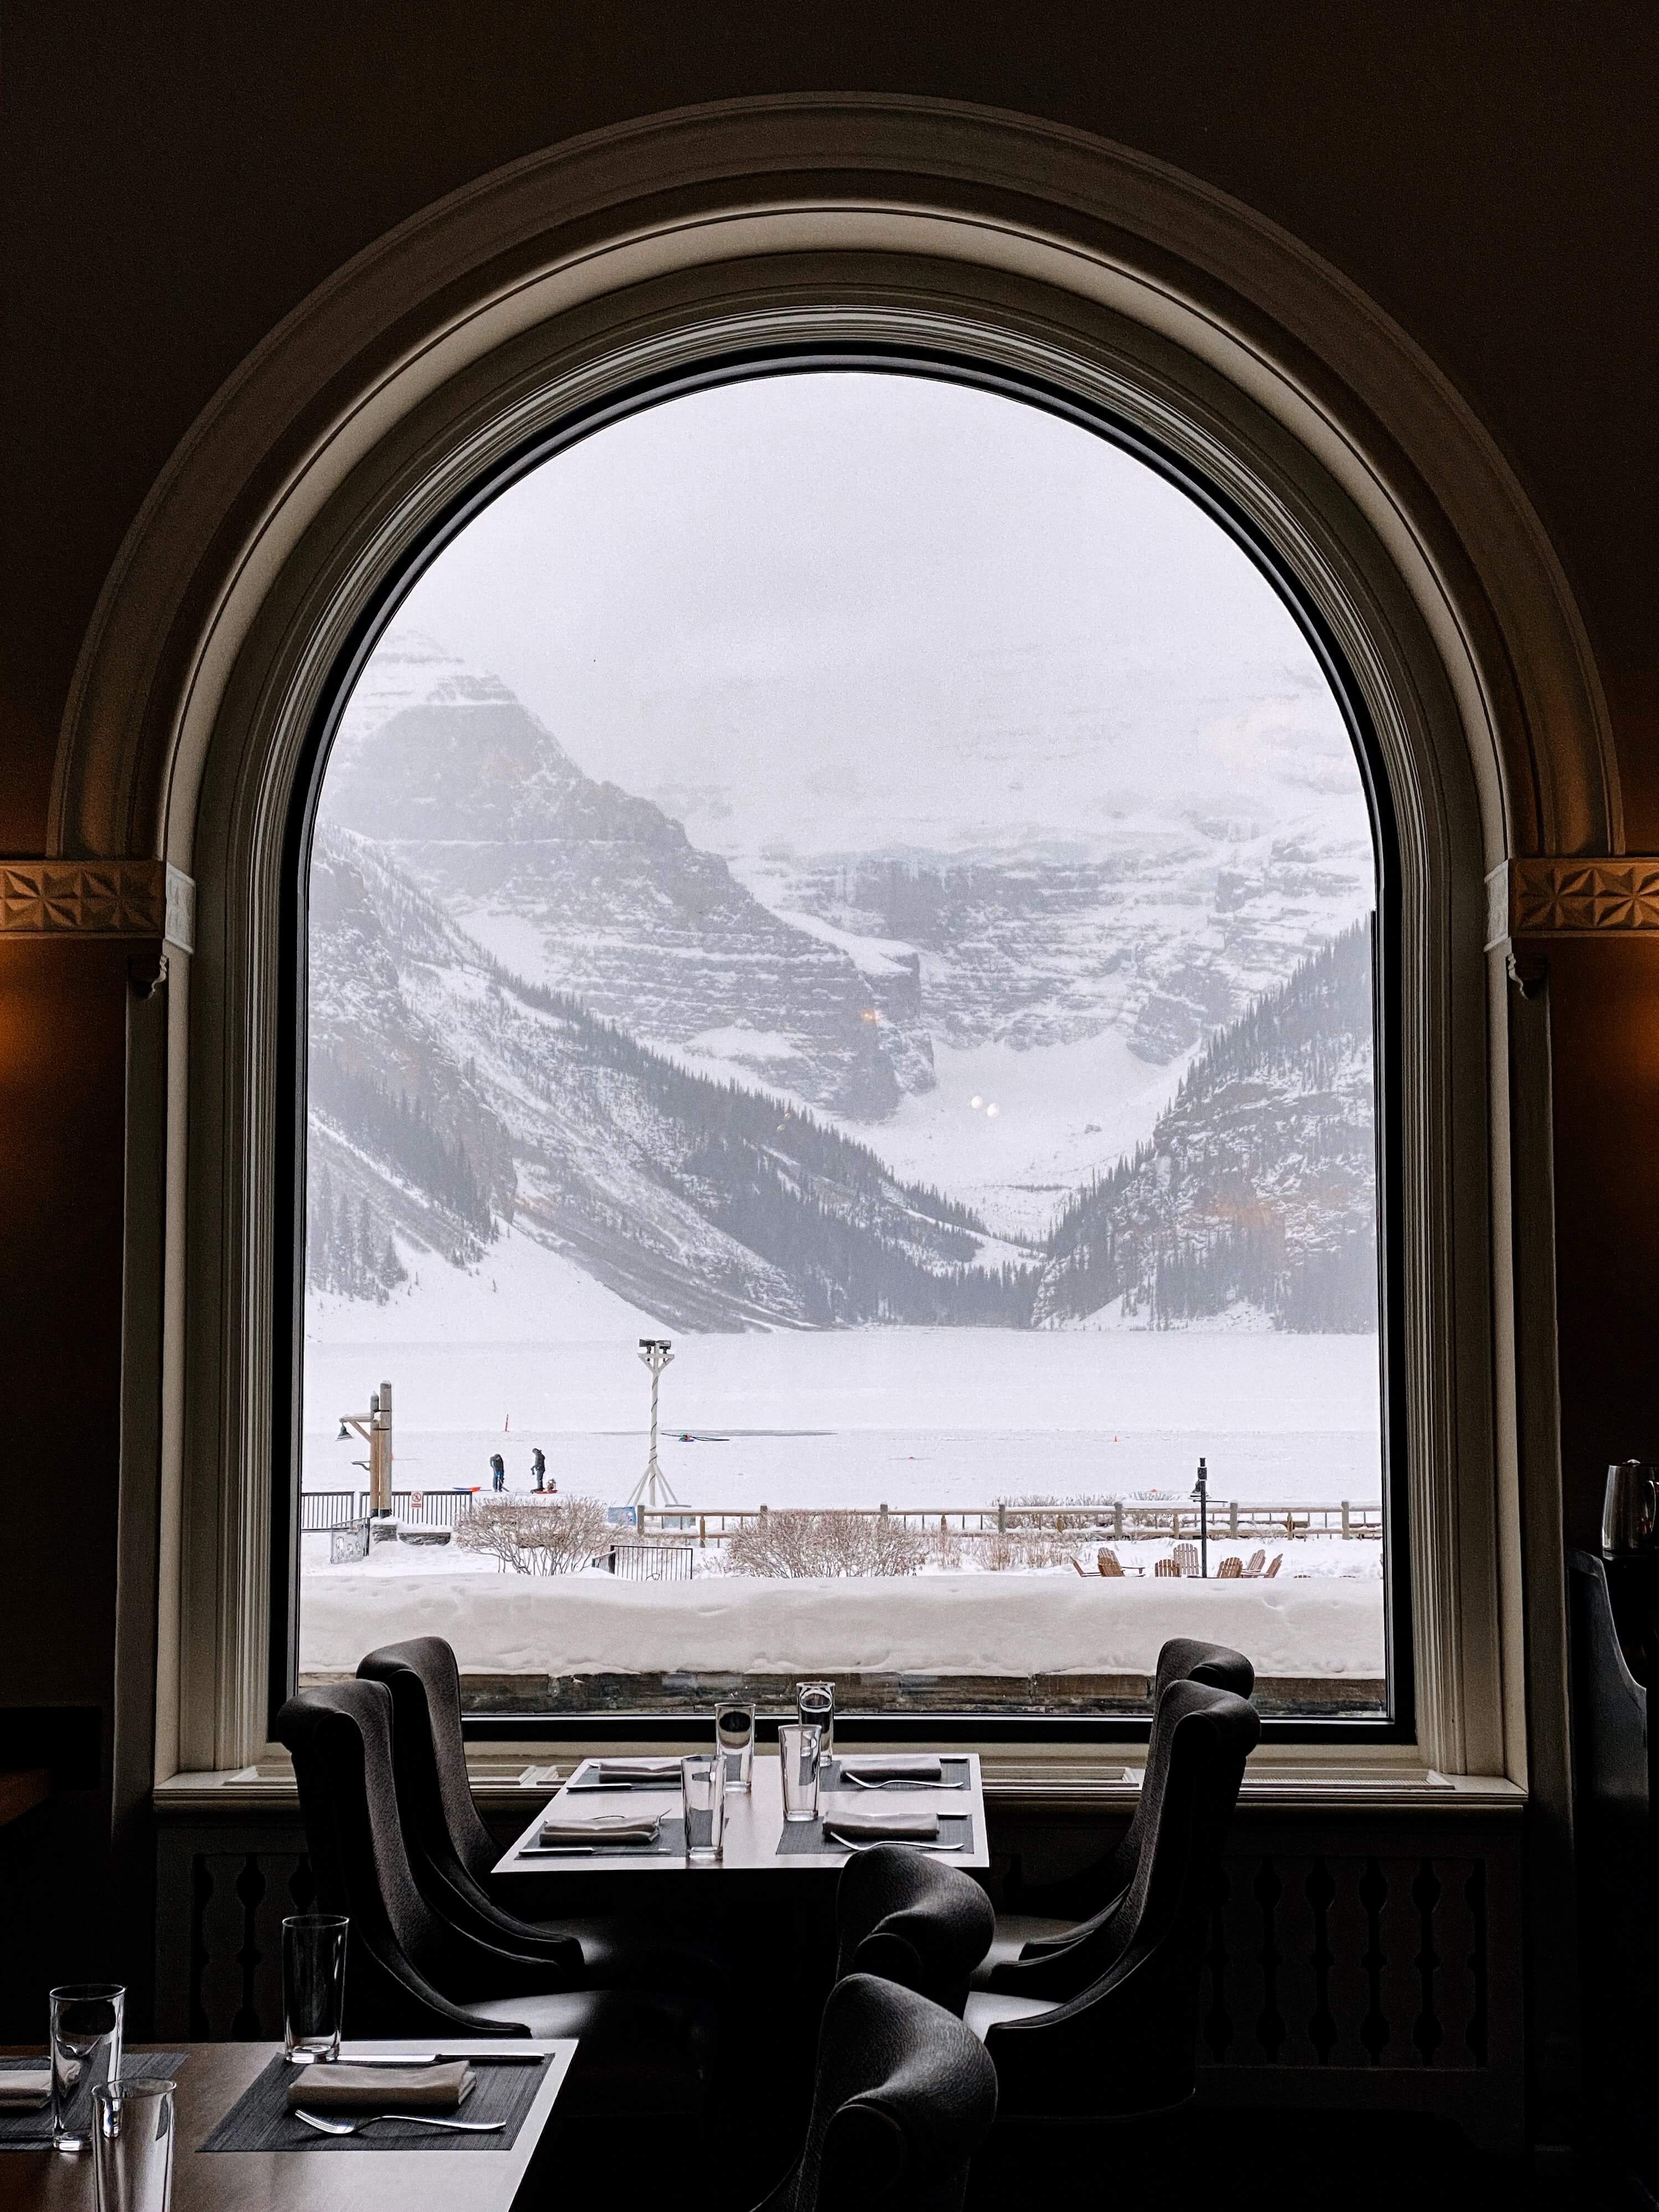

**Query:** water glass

left=716, top=1699, right=755, bottom=1792
left=282, top=1914, right=348, bottom=2062
left=50, top=1983, right=125, bottom=2153
left=93, top=2078, right=175, bottom=2212
left=681, top=1753, right=726, bottom=1864
left=779, top=1722, right=823, bottom=1823
left=796, top=1681, right=835, bottom=1763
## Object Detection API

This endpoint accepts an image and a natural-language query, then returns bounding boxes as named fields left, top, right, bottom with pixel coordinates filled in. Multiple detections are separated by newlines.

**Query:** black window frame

left=271, top=342, right=1413, bottom=1749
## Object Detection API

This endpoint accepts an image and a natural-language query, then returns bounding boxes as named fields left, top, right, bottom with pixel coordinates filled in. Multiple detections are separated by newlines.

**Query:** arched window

left=76, top=100, right=1581, bottom=1779
left=295, top=361, right=1403, bottom=1733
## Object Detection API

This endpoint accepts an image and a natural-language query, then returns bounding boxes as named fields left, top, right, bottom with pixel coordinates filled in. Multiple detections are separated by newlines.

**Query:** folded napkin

left=286, top=2061, right=475, bottom=2113
left=824, top=1809, right=941, bottom=1843
left=540, top=1811, right=661, bottom=1845
left=0, top=2069, right=50, bottom=2111
left=584, top=1759, right=681, bottom=1784
left=837, top=1756, right=944, bottom=1783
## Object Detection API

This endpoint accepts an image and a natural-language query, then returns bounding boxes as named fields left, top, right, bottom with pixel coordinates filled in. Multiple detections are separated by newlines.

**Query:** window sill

left=153, top=1744, right=1523, bottom=1817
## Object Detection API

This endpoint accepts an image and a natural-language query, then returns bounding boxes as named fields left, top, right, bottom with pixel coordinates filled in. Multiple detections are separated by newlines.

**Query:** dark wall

left=1542, top=936, right=1659, bottom=1545
left=0, top=941, right=132, bottom=2026
left=0, top=0, right=1654, bottom=2034
left=2, top=4, right=1653, bottom=848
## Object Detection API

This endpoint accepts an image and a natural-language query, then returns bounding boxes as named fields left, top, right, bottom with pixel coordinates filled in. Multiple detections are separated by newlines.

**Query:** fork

left=843, top=1774, right=951, bottom=1791
left=292, top=2109, right=506, bottom=2136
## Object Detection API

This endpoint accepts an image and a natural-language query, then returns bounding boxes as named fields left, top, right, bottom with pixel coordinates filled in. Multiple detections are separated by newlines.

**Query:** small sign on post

left=330, top=1520, right=370, bottom=1566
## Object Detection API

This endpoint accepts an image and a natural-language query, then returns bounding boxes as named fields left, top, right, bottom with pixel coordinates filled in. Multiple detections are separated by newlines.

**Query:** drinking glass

left=681, top=1754, right=726, bottom=1864
left=282, top=1914, right=348, bottom=2062
left=796, top=1681, right=835, bottom=1763
left=93, top=2078, right=175, bottom=2212
left=716, top=1700, right=755, bottom=1792
left=49, top=1983, right=125, bottom=2153
left=779, top=1723, right=822, bottom=1823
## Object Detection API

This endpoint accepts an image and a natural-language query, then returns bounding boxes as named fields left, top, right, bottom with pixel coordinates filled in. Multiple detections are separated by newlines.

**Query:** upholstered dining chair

left=356, top=1634, right=720, bottom=1993
left=752, top=1974, right=998, bottom=2212
left=275, top=1681, right=711, bottom=2115
left=970, top=1635, right=1255, bottom=1987
left=963, top=1681, right=1260, bottom=2121
left=833, top=1844, right=995, bottom=2014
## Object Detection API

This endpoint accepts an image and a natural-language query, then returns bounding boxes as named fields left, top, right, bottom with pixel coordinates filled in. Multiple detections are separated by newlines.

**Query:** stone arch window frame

left=44, top=96, right=1605, bottom=1797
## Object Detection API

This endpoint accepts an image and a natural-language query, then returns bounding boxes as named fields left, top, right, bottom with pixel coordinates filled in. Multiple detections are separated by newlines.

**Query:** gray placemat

left=566, top=1760, right=683, bottom=1793
left=199, top=2053, right=551, bottom=2153
left=517, top=1814, right=687, bottom=1859
left=776, top=1814, right=975, bottom=1857
left=0, top=2054, right=188, bottom=2151
left=821, top=1757, right=970, bottom=1791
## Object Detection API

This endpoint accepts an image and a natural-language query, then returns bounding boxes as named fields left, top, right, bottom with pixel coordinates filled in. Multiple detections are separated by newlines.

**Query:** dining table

left=492, top=1747, right=990, bottom=1875
left=0, top=2040, right=575, bottom=2212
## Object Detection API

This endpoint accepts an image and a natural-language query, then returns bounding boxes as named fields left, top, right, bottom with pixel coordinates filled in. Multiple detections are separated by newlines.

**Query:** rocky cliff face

left=322, top=636, right=932, bottom=1120
left=773, top=827, right=1373, bottom=1066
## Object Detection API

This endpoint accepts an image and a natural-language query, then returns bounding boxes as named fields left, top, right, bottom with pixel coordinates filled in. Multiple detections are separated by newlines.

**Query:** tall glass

left=716, top=1699, right=755, bottom=1792
left=779, top=1723, right=822, bottom=1823
left=93, top=2078, right=175, bottom=2212
left=796, top=1681, right=835, bottom=1763
left=681, top=1753, right=726, bottom=1864
left=282, top=1914, right=348, bottom=2063
left=49, top=1983, right=125, bottom=2153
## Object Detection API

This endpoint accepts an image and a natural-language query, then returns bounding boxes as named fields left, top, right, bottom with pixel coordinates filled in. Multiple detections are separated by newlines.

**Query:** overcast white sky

left=387, top=371, right=1366, bottom=858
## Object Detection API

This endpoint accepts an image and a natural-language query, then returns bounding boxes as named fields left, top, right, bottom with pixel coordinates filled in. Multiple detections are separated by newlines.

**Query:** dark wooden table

left=0, top=2041, right=575, bottom=2212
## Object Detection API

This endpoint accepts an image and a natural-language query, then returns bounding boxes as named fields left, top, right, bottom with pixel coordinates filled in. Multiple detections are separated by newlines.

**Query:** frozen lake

left=302, top=1327, right=1383, bottom=1511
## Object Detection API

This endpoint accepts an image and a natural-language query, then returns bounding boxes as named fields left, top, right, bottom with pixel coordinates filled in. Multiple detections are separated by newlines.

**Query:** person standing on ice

left=531, top=1446, right=547, bottom=1492
left=489, top=1451, right=506, bottom=1493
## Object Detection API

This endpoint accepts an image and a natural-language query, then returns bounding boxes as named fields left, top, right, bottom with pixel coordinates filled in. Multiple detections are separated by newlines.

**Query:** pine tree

left=1036, top=924, right=1378, bottom=1333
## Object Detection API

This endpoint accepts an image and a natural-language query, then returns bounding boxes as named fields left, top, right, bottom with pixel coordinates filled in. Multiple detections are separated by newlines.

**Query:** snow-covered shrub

left=727, top=1509, right=926, bottom=1579
left=985, top=1527, right=1072, bottom=1571
left=454, top=1494, right=609, bottom=1575
left=929, top=1517, right=965, bottom=1569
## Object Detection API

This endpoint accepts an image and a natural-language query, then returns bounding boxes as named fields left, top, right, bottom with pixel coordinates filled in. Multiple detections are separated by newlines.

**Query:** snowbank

left=300, top=1567, right=1383, bottom=1681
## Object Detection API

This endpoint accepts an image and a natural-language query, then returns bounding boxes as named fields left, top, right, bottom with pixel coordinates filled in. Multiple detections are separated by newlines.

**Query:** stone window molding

left=0, top=860, right=194, bottom=948
left=45, top=96, right=1610, bottom=1794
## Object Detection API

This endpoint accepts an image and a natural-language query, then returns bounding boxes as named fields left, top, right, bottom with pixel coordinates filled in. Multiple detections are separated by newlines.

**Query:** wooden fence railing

left=298, top=1491, right=1380, bottom=1547
left=635, top=1500, right=1384, bottom=1548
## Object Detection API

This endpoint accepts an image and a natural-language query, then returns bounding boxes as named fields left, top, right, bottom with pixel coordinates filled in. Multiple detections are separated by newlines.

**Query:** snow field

left=299, top=1564, right=1385, bottom=1681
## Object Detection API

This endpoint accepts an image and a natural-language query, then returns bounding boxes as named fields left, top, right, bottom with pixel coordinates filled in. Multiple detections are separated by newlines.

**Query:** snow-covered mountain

left=312, top=629, right=1380, bottom=1328
left=322, top=635, right=932, bottom=1121
left=1035, top=925, right=1378, bottom=1332
left=307, top=830, right=1377, bottom=1335
left=307, top=829, right=1033, bottom=1331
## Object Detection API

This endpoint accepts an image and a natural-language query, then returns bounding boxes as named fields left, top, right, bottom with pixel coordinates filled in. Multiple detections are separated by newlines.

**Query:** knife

left=288, top=2052, right=546, bottom=2066
left=518, top=1843, right=658, bottom=1856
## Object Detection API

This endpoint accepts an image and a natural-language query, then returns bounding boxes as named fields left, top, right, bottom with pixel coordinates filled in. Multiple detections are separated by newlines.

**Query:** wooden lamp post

left=338, top=1379, right=394, bottom=1528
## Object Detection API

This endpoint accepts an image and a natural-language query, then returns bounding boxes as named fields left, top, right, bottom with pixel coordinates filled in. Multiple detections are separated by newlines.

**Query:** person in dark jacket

left=489, top=1452, right=505, bottom=1492
left=531, top=1446, right=547, bottom=1492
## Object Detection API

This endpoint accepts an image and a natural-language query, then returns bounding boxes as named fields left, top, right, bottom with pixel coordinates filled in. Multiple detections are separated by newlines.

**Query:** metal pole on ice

left=1191, top=1454, right=1210, bottom=1578
left=628, top=1339, right=681, bottom=1519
